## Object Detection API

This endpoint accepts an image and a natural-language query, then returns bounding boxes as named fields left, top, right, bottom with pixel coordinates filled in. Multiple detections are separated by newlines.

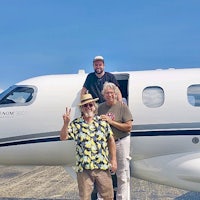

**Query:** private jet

left=1, top=68, right=200, bottom=194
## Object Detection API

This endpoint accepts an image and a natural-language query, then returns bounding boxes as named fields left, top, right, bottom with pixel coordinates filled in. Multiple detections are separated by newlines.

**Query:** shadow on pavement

left=175, top=191, right=200, bottom=200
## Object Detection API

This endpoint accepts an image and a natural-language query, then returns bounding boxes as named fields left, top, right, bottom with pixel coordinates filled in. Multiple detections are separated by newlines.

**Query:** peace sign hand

left=63, top=107, right=71, bottom=125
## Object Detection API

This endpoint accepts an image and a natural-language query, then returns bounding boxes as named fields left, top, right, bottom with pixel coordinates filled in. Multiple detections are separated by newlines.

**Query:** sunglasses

left=83, top=103, right=94, bottom=108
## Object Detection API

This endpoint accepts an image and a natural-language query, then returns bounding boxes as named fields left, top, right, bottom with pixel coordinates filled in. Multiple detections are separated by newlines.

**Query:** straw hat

left=79, top=93, right=99, bottom=106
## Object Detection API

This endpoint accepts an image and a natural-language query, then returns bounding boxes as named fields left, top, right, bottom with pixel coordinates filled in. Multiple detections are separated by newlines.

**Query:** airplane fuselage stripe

left=1, top=129, right=200, bottom=147
left=132, top=129, right=200, bottom=136
left=0, top=137, right=60, bottom=147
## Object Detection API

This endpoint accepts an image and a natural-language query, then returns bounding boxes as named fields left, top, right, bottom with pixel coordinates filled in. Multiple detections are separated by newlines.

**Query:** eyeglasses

left=105, top=91, right=114, bottom=95
left=83, top=103, right=94, bottom=108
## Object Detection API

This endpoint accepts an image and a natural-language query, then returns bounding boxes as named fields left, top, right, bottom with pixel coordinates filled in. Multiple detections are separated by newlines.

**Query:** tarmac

left=0, top=166, right=200, bottom=200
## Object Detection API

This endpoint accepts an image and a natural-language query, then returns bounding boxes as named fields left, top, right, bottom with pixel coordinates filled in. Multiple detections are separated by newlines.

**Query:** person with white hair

left=98, top=82, right=133, bottom=200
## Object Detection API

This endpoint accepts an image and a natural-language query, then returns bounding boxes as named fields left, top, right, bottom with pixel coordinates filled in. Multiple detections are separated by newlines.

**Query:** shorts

left=77, top=169, right=114, bottom=200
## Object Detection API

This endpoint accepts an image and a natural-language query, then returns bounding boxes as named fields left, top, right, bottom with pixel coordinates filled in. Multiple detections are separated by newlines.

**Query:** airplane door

left=114, top=73, right=129, bottom=104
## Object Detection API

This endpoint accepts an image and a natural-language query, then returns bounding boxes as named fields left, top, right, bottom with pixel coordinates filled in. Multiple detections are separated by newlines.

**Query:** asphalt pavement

left=0, top=166, right=200, bottom=200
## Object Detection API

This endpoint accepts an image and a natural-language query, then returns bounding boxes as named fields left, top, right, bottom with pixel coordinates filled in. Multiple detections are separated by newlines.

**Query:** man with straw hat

left=60, top=93, right=117, bottom=200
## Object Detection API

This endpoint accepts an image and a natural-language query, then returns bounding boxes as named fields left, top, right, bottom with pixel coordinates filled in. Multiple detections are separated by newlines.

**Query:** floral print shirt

left=68, top=115, right=113, bottom=172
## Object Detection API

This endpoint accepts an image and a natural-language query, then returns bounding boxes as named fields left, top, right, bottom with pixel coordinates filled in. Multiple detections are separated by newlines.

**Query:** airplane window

left=0, top=86, right=36, bottom=106
left=187, top=85, right=200, bottom=106
left=143, top=86, right=164, bottom=108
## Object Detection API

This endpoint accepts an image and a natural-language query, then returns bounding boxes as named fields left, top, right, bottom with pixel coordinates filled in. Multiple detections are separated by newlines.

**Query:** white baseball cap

left=93, top=55, right=104, bottom=63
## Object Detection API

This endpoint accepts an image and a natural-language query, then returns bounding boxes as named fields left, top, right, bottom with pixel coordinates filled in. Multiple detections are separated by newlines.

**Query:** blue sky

left=0, top=0, right=200, bottom=91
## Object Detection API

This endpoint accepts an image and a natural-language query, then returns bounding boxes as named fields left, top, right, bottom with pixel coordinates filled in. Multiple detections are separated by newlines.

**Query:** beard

left=83, top=110, right=95, bottom=118
left=95, top=68, right=103, bottom=74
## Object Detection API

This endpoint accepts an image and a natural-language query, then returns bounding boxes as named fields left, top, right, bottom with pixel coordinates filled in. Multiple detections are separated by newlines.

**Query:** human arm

left=101, top=115, right=132, bottom=133
left=80, top=74, right=91, bottom=99
left=60, top=107, right=71, bottom=140
left=108, top=135, right=117, bottom=173
left=80, top=86, right=88, bottom=98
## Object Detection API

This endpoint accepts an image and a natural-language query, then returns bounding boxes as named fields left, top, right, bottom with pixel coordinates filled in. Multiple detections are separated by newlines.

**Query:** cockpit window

left=0, top=86, right=37, bottom=107
left=187, top=85, right=200, bottom=106
left=143, top=86, right=164, bottom=108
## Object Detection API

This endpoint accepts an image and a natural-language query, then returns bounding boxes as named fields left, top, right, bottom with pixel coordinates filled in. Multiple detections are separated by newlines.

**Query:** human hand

left=110, top=159, right=117, bottom=174
left=63, top=107, right=71, bottom=124
left=100, top=114, right=112, bottom=124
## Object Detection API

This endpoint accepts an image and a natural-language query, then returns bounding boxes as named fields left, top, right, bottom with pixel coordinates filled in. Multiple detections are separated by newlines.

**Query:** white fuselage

left=1, top=68, right=200, bottom=192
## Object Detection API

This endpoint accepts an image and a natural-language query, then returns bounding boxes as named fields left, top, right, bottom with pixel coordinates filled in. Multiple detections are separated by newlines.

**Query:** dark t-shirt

left=83, top=72, right=120, bottom=103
